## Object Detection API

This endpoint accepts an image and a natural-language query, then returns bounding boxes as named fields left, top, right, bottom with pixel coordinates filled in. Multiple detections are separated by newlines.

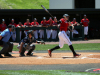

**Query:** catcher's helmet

left=63, top=14, right=69, bottom=17
left=27, top=30, right=33, bottom=36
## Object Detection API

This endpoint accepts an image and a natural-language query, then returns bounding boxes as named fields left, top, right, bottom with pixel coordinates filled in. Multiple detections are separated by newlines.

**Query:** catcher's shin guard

left=27, top=45, right=35, bottom=55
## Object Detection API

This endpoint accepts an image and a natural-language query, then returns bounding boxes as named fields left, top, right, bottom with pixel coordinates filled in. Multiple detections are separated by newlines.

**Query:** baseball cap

left=49, top=17, right=52, bottom=20
left=73, top=18, right=76, bottom=20
left=63, top=14, right=69, bottom=17
left=7, top=25, right=12, bottom=28
left=34, top=18, right=37, bottom=20
left=43, top=17, right=46, bottom=20
left=84, top=14, right=86, bottom=16
left=54, top=16, right=56, bottom=19
left=12, top=19, right=14, bottom=21
left=2, top=19, right=5, bottom=21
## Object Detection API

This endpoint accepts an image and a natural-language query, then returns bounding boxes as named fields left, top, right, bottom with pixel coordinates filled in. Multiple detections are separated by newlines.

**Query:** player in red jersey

left=0, top=19, right=7, bottom=33
left=48, top=14, right=81, bottom=57
left=31, top=18, right=39, bottom=39
left=81, top=14, right=89, bottom=40
left=16, top=22, right=25, bottom=40
left=46, top=17, right=53, bottom=39
left=52, top=16, right=58, bottom=39
left=9, top=19, right=17, bottom=41
left=24, top=19, right=32, bottom=36
left=10, top=19, right=17, bottom=27
left=39, top=17, right=48, bottom=39
left=71, top=18, right=80, bottom=38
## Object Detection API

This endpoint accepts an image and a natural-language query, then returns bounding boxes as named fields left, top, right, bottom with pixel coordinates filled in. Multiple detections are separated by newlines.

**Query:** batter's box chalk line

left=81, top=54, right=100, bottom=60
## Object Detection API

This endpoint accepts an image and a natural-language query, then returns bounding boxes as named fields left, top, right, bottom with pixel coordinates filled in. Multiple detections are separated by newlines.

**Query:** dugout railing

left=15, top=25, right=84, bottom=42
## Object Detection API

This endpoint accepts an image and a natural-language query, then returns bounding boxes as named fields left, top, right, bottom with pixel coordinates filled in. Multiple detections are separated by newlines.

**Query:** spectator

left=9, top=19, right=17, bottom=42
left=0, top=25, right=14, bottom=58
left=0, top=19, right=7, bottom=34
left=47, top=17, right=53, bottom=39
left=24, top=19, right=32, bottom=36
left=39, top=17, right=48, bottom=39
left=52, top=16, right=58, bottom=39
left=71, top=18, right=80, bottom=38
left=16, top=22, right=25, bottom=40
left=31, top=18, right=39, bottom=39
left=80, top=14, right=89, bottom=40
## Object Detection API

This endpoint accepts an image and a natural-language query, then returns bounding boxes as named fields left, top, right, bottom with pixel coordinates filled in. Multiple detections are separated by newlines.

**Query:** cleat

left=74, top=54, right=81, bottom=57
left=0, top=54, right=3, bottom=58
left=26, top=53, right=33, bottom=56
left=48, top=49, right=52, bottom=57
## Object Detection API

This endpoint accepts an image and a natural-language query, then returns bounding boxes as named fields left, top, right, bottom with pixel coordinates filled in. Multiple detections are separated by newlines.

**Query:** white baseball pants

left=39, top=30, right=44, bottom=39
left=33, top=30, right=38, bottom=39
left=52, top=30, right=57, bottom=39
left=58, top=31, right=72, bottom=48
left=46, top=29, right=51, bottom=39
left=84, top=26, right=88, bottom=35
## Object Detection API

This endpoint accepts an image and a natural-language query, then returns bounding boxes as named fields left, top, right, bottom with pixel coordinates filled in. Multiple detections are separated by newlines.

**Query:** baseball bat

left=41, top=5, right=54, bottom=18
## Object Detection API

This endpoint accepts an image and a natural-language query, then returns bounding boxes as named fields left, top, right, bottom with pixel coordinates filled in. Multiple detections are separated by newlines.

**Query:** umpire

left=0, top=25, right=14, bottom=58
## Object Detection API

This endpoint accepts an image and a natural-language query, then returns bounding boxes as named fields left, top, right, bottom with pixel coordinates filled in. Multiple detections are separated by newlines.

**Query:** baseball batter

left=48, top=14, right=81, bottom=57
left=81, top=14, right=89, bottom=40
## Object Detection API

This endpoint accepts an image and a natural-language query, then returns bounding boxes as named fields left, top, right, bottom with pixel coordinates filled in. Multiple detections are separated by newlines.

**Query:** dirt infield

left=0, top=52, right=100, bottom=65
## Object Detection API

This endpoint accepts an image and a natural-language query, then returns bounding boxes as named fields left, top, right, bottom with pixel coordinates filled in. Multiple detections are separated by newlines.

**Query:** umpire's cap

left=63, top=14, right=69, bottom=17
left=7, top=25, right=12, bottom=28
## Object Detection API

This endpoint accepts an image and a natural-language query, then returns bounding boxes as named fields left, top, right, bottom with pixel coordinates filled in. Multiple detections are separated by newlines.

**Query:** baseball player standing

left=46, top=17, right=53, bottom=39
left=71, top=18, right=80, bottom=38
left=48, top=14, right=81, bottom=57
left=31, top=18, right=39, bottom=39
left=52, top=16, right=58, bottom=39
left=39, top=17, right=48, bottom=39
left=0, top=19, right=7, bottom=34
left=9, top=19, right=17, bottom=41
left=80, top=14, right=89, bottom=40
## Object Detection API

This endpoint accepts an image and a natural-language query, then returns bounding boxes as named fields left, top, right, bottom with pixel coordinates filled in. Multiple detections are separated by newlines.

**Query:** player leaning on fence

left=48, top=14, right=81, bottom=57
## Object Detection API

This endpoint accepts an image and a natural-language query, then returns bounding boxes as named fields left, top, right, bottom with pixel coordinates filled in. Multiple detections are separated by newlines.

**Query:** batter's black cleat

left=74, top=54, right=81, bottom=57
left=48, top=49, right=52, bottom=57
left=0, top=54, right=3, bottom=58
left=4, top=53, right=12, bottom=57
left=19, top=54, right=25, bottom=57
left=26, top=53, right=33, bottom=56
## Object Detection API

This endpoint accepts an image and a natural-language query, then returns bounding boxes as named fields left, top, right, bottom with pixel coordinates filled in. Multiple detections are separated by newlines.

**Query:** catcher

left=17, top=30, right=45, bottom=57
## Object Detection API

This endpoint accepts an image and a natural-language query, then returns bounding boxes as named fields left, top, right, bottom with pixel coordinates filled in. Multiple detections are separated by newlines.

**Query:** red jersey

left=47, top=20, right=53, bottom=26
left=10, top=23, right=17, bottom=27
left=71, top=21, right=77, bottom=26
left=16, top=24, right=23, bottom=27
left=0, top=24, right=7, bottom=31
left=24, top=22, right=31, bottom=31
left=31, top=22, right=39, bottom=26
left=81, top=18, right=89, bottom=27
left=24, top=22, right=31, bottom=26
left=60, top=18, right=69, bottom=32
left=41, top=20, right=48, bottom=26
left=53, top=21, right=58, bottom=25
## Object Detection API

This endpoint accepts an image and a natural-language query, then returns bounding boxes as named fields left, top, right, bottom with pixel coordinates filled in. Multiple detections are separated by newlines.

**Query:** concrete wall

left=95, top=0, right=100, bottom=9
left=49, top=0, right=74, bottom=9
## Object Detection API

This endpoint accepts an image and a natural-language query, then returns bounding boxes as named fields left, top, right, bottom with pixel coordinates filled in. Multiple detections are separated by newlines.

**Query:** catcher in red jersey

left=48, top=14, right=81, bottom=57
left=81, top=14, right=89, bottom=40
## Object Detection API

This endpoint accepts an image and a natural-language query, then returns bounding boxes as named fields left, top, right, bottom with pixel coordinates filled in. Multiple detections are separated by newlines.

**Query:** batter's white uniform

left=59, top=18, right=72, bottom=48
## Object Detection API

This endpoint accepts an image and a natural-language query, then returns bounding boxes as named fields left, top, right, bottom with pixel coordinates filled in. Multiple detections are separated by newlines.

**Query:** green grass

left=0, top=70, right=99, bottom=75
left=0, top=0, right=49, bottom=9
left=0, top=43, right=100, bottom=51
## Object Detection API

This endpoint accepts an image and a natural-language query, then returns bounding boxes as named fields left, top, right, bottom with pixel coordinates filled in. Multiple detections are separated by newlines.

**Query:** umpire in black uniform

left=17, top=30, right=45, bottom=57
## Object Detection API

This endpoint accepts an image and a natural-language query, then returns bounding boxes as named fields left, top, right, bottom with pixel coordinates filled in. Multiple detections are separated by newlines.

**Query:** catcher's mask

left=27, top=30, right=34, bottom=37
